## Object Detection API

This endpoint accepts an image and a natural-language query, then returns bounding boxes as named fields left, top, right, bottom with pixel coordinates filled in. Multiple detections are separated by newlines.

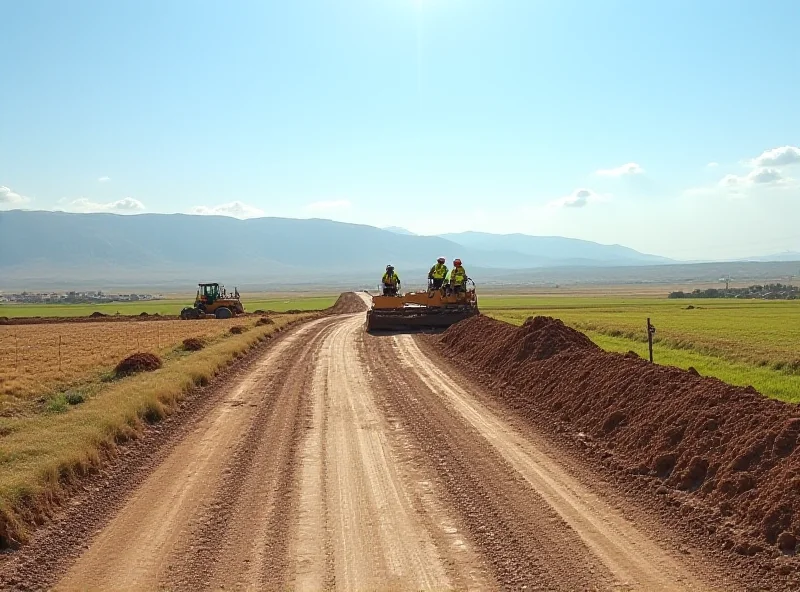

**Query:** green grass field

left=0, top=295, right=338, bottom=318
left=481, top=296, right=800, bottom=403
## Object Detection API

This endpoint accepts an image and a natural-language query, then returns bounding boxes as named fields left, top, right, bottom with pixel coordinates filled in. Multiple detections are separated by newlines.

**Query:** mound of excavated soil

left=256, top=316, right=274, bottom=326
left=114, top=353, right=162, bottom=377
left=229, top=325, right=246, bottom=335
left=182, top=337, right=205, bottom=351
left=329, top=292, right=368, bottom=314
left=437, top=315, right=800, bottom=556
left=89, top=311, right=108, bottom=318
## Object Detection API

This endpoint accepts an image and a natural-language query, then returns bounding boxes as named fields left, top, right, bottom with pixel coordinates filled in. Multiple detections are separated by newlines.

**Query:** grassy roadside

left=0, top=312, right=314, bottom=547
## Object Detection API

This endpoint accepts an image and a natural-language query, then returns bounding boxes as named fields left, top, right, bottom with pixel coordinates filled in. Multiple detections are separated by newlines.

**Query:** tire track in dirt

left=162, top=318, right=341, bottom=590
left=54, top=316, right=335, bottom=592
left=367, top=332, right=613, bottom=590
left=290, top=315, right=490, bottom=591
left=390, top=333, right=711, bottom=591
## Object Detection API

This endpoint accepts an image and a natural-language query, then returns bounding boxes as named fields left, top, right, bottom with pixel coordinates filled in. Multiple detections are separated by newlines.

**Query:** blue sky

left=1, top=0, right=798, bottom=260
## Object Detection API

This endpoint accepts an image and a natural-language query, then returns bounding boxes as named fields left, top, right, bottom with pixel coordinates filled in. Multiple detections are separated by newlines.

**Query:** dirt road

left=7, top=299, right=738, bottom=590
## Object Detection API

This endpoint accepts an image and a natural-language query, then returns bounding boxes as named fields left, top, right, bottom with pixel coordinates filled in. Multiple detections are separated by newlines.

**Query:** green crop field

left=0, top=295, right=337, bottom=318
left=481, top=296, right=800, bottom=403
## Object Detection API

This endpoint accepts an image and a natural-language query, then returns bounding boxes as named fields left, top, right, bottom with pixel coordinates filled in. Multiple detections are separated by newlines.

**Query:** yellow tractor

left=366, top=278, right=478, bottom=331
left=180, top=283, right=245, bottom=319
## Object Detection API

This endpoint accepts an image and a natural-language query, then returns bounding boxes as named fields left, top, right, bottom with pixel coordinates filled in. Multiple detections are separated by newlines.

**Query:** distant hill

left=383, top=226, right=417, bottom=236
left=0, top=210, right=688, bottom=289
left=739, top=251, right=800, bottom=263
left=439, top=232, right=672, bottom=266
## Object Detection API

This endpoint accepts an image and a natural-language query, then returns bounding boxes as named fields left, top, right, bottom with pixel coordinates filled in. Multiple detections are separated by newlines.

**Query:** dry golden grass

left=0, top=312, right=314, bottom=547
left=0, top=318, right=263, bottom=413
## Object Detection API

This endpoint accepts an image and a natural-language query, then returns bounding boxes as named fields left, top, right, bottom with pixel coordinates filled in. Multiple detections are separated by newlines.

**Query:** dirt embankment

left=436, top=315, right=800, bottom=562
left=328, top=291, right=368, bottom=314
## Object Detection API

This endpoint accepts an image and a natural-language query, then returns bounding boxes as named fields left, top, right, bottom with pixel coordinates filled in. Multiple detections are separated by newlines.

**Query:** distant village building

left=0, top=291, right=164, bottom=304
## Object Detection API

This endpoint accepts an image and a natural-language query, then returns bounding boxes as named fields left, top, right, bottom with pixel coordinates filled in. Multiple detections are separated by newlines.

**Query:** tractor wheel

left=181, top=307, right=198, bottom=320
left=215, top=307, right=233, bottom=319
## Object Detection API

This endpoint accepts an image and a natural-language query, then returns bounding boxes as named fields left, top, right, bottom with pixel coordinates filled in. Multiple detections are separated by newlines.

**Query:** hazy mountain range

left=0, top=211, right=797, bottom=290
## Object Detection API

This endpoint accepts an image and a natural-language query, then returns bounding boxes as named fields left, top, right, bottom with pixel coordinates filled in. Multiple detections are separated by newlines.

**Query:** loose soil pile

left=229, top=326, right=246, bottom=335
left=89, top=312, right=108, bottom=318
left=329, top=292, right=368, bottom=314
left=182, top=338, right=205, bottom=351
left=437, top=315, right=800, bottom=557
left=114, top=353, right=162, bottom=377
left=256, top=316, right=274, bottom=326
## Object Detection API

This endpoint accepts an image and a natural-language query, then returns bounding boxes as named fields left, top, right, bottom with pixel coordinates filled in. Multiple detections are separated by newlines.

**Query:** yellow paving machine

left=366, top=279, right=479, bottom=331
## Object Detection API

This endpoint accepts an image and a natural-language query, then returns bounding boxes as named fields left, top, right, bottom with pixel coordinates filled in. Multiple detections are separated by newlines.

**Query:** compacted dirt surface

left=0, top=295, right=796, bottom=590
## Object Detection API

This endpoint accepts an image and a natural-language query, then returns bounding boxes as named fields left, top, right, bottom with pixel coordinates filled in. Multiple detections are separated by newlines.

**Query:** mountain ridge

left=2, top=210, right=793, bottom=289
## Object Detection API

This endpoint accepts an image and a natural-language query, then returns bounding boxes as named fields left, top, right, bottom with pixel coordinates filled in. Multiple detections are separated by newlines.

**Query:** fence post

left=647, top=318, right=656, bottom=363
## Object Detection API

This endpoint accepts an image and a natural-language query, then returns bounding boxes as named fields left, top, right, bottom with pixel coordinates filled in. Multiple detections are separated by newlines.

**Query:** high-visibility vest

left=450, top=266, right=467, bottom=285
left=382, top=272, right=399, bottom=286
left=429, top=263, right=448, bottom=279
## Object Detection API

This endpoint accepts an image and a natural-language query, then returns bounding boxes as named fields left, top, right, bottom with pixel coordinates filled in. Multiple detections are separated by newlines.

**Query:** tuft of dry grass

left=0, top=313, right=312, bottom=547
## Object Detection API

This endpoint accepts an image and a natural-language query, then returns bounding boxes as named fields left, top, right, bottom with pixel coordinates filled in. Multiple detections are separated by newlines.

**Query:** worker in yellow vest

left=381, top=265, right=401, bottom=296
left=449, top=258, right=468, bottom=294
left=428, top=257, right=448, bottom=290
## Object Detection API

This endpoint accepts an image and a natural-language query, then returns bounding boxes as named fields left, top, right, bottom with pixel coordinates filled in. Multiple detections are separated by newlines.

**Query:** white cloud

left=720, top=167, right=786, bottom=188
left=551, top=188, right=602, bottom=208
left=305, top=199, right=352, bottom=212
left=98, top=176, right=111, bottom=183
left=751, top=146, right=800, bottom=168
left=707, top=162, right=719, bottom=168
left=68, top=197, right=145, bottom=213
left=595, top=162, right=644, bottom=177
left=190, top=201, right=264, bottom=219
left=689, top=146, right=800, bottom=197
left=0, top=185, right=31, bottom=205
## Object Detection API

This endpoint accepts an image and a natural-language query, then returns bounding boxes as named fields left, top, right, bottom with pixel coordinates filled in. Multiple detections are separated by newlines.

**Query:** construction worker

left=381, top=265, right=401, bottom=296
left=449, top=258, right=468, bottom=294
left=428, top=257, right=448, bottom=289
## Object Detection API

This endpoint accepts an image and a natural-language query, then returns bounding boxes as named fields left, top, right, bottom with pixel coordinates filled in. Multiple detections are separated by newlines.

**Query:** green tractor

left=180, top=283, right=245, bottom=319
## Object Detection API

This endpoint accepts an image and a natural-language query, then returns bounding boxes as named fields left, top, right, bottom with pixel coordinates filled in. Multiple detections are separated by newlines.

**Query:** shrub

left=64, top=391, right=86, bottom=405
